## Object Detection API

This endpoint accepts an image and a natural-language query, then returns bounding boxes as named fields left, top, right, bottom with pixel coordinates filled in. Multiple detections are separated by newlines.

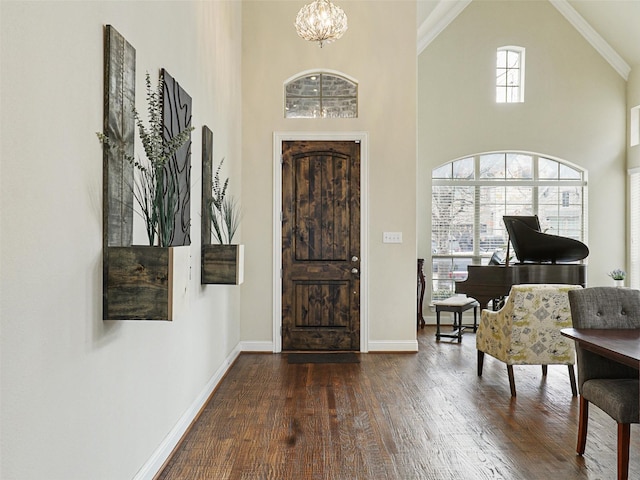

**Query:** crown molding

left=548, top=0, right=629, bottom=80
left=417, top=0, right=472, bottom=55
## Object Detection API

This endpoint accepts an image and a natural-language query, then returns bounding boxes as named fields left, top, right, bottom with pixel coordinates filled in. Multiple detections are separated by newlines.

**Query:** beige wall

left=240, top=1, right=418, bottom=349
left=1, top=2, right=242, bottom=479
left=418, top=0, right=627, bottom=291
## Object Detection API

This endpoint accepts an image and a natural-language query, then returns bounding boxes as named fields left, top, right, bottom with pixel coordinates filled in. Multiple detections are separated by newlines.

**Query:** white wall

left=240, top=1, right=418, bottom=350
left=1, top=2, right=242, bottom=479
left=417, top=0, right=627, bottom=290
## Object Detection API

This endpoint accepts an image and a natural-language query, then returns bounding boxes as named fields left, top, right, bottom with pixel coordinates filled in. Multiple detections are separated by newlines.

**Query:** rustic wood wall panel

left=103, top=25, right=135, bottom=247
left=105, top=246, right=173, bottom=320
left=162, top=69, right=192, bottom=246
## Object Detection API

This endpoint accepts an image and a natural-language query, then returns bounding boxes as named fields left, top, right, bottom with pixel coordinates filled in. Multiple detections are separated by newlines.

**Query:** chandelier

left=294, top=0, right=348, bottom=48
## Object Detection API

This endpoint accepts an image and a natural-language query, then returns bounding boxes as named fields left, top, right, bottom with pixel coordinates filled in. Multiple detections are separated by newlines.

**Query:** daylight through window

left=285, top=72, right=358, bottom=119
left=431, top=152, right=586, bottom=302
left=496, top=47, right=525, bottom=103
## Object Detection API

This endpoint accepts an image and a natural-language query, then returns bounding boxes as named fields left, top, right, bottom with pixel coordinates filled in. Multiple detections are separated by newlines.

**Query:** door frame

left=273, top=132, right=369, bottom=353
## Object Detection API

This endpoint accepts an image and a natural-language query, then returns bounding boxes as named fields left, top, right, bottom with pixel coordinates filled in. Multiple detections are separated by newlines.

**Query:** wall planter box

left=104, top=246, right=173, bottom=320
left=201, top=244, right=244, bottom=285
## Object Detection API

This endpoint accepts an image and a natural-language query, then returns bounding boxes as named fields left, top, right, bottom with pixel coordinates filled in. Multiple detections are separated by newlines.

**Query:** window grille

left=496, top=47, right=525, bottom=103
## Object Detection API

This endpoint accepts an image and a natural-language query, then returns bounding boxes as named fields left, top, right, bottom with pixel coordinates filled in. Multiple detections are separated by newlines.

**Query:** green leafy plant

left=97, top=72, right=194, bottom=247
left=608, top=269, right=626, bottom=280
left=209, top=158, right=241, bottom=244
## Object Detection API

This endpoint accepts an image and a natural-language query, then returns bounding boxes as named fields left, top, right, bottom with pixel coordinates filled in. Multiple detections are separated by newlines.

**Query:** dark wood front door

left=281, top=140, right=360, bottom=351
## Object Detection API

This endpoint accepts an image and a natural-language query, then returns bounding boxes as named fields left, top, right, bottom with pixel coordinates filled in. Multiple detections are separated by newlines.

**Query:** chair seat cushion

left=582, top=378, right=640, bottom=424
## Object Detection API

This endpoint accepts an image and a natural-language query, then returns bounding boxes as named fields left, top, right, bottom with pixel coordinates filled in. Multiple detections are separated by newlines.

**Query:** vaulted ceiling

left=417, top=0, right=640, bottom=80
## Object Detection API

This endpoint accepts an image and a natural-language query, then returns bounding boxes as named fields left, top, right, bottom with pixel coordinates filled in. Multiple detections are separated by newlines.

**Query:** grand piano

left=455, top=215, right=589, bottom=309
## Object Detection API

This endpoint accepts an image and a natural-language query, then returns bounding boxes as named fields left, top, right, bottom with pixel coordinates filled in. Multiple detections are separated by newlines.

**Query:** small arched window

left=284, top=71, right=358, bottom=118
left=496, top=46, right=525, bottom=103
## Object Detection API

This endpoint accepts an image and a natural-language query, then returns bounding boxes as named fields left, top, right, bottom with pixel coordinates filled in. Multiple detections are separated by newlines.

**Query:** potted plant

left=98, top=71, right=194, bottom=319
left=98, top=71, right=194, bottom=247
left=201, top=157, right=244, bottom=285
left=608, top=268, right=626, bottom=287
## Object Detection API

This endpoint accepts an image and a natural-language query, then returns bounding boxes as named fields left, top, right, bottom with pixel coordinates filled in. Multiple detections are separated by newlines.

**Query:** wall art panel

left=162, top=69, right=192, bottom=246
left=103, top=25, right=135, bottom=247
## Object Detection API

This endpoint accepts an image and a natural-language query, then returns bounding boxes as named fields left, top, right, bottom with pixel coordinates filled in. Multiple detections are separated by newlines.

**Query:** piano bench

left=433, top=297, right=479, bottom=343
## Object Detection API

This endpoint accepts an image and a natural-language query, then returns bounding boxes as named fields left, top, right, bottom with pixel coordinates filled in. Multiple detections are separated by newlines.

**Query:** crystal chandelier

left=294, top=0, right=348, bottom=48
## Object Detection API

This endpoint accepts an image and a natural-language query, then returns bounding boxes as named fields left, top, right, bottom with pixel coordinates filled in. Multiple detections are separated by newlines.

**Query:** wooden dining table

left=561, top=327, right=640, bottom=480
left=560, top=328, right=640, bottom=370
left=561, top=327, right=640, bottom=417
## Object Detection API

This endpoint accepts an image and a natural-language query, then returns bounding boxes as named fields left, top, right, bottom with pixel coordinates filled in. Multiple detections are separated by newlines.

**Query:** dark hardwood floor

left=157, top=326, right=638, bottom=479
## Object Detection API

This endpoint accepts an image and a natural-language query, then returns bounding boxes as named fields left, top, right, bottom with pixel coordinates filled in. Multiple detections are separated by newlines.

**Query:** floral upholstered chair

left=476, top=284, right=582, bottom=396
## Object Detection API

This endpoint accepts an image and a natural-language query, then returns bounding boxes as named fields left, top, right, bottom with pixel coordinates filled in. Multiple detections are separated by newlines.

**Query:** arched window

left=431, top=152, right=587, bottom=301
left=284, top=71, right=358, bottom=118
left=496, top=46, right=525, bottom=103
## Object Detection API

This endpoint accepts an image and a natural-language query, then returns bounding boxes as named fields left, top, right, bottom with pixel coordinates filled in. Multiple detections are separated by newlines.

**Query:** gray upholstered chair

left=567, top=287, right=640, bottom=480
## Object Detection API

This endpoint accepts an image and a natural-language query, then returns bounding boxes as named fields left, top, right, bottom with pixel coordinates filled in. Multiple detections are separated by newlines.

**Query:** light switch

left=383, top=232, right=402, bottom=243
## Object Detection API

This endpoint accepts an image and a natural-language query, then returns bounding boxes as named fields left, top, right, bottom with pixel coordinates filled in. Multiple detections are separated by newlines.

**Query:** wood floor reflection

left=157, top=326, right=638, bottom=479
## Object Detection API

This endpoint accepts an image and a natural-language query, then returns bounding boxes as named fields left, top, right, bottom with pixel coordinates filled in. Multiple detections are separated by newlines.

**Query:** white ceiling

left=417, top=0, right=640, bottom=77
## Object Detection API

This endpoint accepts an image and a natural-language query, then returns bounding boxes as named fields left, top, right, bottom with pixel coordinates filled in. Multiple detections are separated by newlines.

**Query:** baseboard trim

left=133, top=343, right=242, bottom=480
left=367, top=340, right=418, bottom=352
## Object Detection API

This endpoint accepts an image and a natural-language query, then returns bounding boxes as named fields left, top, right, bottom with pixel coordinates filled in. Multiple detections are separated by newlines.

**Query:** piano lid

left=503, top=215, right=589, bottom=264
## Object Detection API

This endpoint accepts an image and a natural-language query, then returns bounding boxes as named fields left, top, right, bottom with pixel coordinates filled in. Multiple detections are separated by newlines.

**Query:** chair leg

left=541, top=365, right=548, bottom=376
left=507, top=364, right=516, bottom=397
left=618, top=423, right=631, bottom=480
left=577, top=396, right=589, bottom=455
left=477, top=350, right=484, bottom=376
left=568, top=365, right=577, bottom=397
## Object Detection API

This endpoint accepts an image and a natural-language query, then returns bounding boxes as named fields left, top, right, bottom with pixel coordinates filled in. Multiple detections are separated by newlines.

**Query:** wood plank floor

left=157, top=326, right=639, bottom=479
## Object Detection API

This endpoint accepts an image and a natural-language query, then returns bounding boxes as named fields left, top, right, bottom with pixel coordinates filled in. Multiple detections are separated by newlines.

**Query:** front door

left=281, top=140, right=360, bottom=351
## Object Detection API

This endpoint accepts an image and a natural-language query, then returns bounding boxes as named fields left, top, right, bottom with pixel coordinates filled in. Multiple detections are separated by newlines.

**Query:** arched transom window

left=284, top=71, right=358, bottom=119
left=431, top=152, right=587, bottom=302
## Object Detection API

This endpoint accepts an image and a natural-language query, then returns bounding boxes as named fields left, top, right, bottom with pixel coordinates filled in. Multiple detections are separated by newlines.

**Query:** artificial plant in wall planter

left=99, top=27, right=194, bottom=321
left=201, top=126, right=244, bottom=285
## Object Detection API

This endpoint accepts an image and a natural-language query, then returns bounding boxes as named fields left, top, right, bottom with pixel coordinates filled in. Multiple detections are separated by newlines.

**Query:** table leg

left=436, top=310, right=441, bottom=340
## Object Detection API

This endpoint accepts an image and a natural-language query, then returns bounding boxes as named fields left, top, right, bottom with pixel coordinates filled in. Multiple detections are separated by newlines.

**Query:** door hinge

left=280, top=211, right=283, bottom=222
